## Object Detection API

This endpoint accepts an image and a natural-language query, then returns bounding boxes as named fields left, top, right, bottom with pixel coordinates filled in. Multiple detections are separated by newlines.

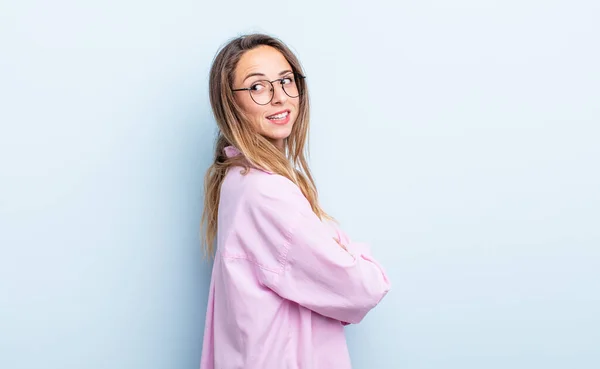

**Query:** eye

left=250, top=81, right=268, bottom=92
left=281, top=76, right=294, bottom=85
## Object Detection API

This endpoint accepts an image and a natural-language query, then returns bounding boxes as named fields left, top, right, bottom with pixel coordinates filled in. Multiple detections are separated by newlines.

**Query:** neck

left=271, top=138, right=286, bottom=152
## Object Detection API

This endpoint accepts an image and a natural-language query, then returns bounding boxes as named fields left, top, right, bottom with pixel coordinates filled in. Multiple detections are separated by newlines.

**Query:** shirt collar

left=223, top=145, right=241, bottom=158
left=223, top=145, right=273, bottom=174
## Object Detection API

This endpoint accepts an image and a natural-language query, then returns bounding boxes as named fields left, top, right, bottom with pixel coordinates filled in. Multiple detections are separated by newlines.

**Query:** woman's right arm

left=241, top=174, right=391, bottom=324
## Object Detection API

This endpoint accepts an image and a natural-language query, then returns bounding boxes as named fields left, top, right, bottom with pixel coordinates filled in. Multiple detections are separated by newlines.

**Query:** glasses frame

left=232, top=72, right=306, bottom=106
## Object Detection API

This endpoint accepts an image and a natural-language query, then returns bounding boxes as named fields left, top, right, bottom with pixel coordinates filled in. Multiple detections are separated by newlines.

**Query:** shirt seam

left=220, top=252, right=284, bottom=274
left=221, top=173, right=305, bottom=277
left=220, top=204, right=300, bottom=276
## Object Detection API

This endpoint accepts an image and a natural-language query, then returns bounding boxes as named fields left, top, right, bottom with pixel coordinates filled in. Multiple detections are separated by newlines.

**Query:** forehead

left=235, top=45, right=292, bottom=82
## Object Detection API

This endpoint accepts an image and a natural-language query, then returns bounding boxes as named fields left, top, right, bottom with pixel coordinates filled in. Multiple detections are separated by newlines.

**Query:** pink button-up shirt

left=199, top=146, right=391, bottom=369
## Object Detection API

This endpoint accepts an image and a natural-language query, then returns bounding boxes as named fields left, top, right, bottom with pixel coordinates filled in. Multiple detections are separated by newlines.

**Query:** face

left=233, top=45, right=300, bottom=150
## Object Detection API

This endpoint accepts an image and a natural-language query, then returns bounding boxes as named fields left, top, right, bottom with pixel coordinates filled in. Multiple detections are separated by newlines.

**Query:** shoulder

left=226, top=166, right=301, bottom=198
left=223, top=166, right=310, bottom=214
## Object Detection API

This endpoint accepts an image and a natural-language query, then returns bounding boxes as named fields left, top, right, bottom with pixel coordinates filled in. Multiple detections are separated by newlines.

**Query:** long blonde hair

left=200, top=33, right=331, bottom=257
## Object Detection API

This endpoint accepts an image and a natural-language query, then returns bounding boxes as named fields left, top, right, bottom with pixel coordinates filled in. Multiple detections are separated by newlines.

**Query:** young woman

left=199, top=33, right=391, bottom=369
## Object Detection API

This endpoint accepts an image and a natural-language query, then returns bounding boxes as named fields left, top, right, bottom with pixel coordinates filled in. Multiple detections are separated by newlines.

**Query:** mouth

left=266, top=109, right=291, bottom=125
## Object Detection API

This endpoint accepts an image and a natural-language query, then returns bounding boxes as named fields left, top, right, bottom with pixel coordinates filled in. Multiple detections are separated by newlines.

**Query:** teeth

left=268, top=111, right=289, bottom=119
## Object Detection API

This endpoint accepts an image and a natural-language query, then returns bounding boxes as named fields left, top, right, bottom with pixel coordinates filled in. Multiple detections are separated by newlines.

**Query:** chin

left=269, top=130, right=293, bottom=142
left=264, top=120, right=295, bottom=139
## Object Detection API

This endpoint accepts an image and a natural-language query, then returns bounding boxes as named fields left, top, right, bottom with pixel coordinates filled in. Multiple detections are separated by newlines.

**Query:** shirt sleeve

left=245, top=174, right=391, bottom=325
left=326, top=219, right=373, bottom=258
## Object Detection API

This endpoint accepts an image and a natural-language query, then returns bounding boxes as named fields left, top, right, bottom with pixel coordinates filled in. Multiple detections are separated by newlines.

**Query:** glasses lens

left=250, top=81, right=273, bottom=105
left=282, top=74, right=300, bottom=98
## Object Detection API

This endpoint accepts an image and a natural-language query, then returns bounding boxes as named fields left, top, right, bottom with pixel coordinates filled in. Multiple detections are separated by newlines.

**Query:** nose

left=270, top=82, right=288, bottom=105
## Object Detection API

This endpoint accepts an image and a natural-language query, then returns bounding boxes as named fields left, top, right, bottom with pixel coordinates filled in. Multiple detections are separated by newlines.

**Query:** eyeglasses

left=232, top=73, right=306, bottom=105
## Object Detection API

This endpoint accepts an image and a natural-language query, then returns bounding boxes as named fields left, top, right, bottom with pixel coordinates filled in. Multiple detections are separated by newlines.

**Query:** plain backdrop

left=1, top=1, right=599, bottom=368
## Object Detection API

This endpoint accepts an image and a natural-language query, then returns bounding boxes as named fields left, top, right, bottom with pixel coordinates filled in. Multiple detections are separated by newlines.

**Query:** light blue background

left=1, top=1, right=599, bottom=368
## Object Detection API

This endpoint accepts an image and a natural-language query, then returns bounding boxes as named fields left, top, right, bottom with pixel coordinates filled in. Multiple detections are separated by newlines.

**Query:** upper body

left=199, top=33, right=391, bottom=369
left=199, top=146, right=391, bottom=369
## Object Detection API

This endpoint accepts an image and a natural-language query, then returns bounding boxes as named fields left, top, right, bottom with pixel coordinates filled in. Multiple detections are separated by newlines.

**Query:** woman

left=199, top=33, right=391, bottom=369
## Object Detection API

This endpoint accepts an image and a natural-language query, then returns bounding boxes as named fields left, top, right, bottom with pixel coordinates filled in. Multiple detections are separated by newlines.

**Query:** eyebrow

left=243, top=69, right=293, bottom=83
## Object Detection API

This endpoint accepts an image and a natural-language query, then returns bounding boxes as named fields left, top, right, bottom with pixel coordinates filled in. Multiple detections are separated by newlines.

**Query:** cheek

left=247, top=105, right=265, bottom=119
left=236, top=96, right=266, bottom=126
left=238, top=97, right=263, bottom=117
left=291, top=100, right=300, bottom=118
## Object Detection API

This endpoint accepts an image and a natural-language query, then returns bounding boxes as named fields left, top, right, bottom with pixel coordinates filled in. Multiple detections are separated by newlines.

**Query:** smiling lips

left=266, top=110, right=291, bottom=125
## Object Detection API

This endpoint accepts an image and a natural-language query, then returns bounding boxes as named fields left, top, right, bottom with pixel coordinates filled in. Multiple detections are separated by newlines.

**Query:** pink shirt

left=199, top=146, right=391, bottom=369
